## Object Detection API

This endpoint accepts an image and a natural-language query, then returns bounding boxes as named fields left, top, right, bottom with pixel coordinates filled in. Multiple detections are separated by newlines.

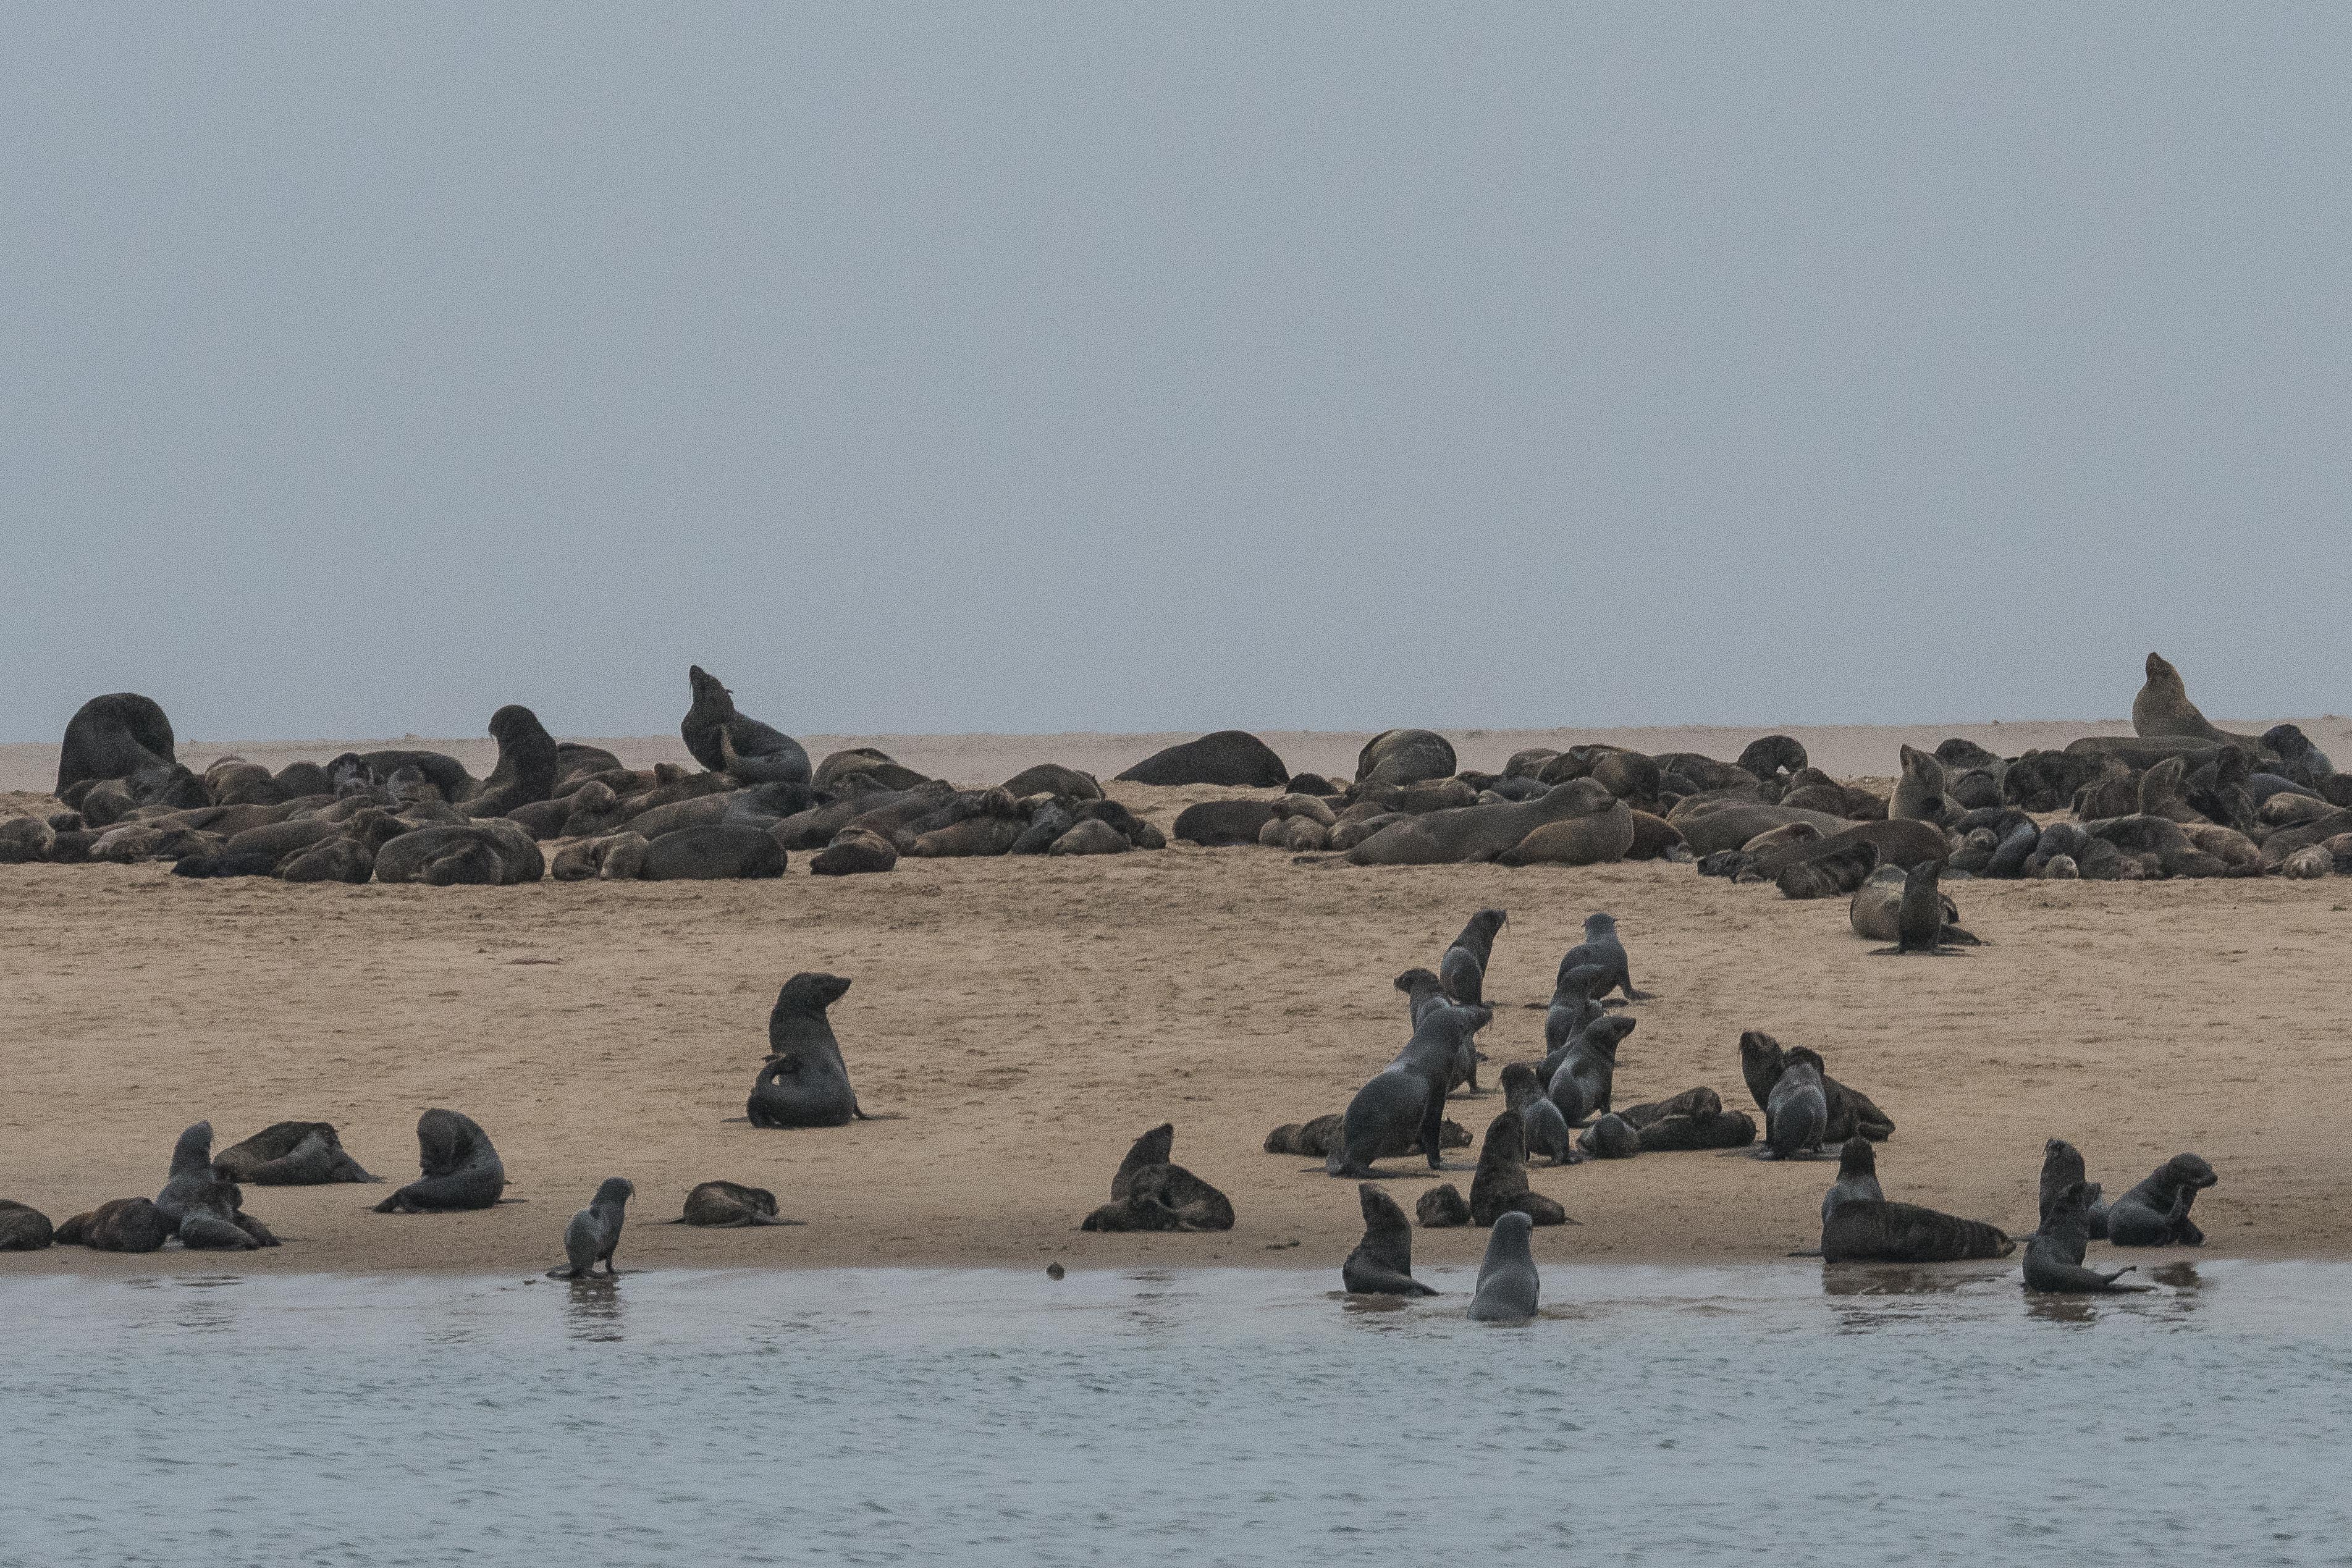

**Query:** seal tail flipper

left=1786, top=1249, right=1824, bottom=1257
left=1941, top=925, right=1983, bottom=946
left=546, top=1265, right=582, bottom=1279
left=746, top=1214, right=808, bottom=1226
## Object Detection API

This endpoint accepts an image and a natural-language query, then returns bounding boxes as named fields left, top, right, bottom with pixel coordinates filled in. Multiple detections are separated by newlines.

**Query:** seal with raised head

left=1759, top=1049, right=1829, bottom=1160
left=1559, top=912, right=1651, bottom=1003
left=1468, top=1110, right=1569, bottom=1226
left=547, top=1177, right=633, bottom=1278
left=1081, top=1124, right=1234, bottom=1231
left=2104, top=1154, right=2217, bottom=1246
left=373, top=1109, right=507, bottom=1213
left=676, top=1180, right=803, bottom=1226
left=1439, top=908, right=1507, bottom=1010
left=1870, top=861, right=1967, bottom=955
left=1115, top=731, right=1289, bottom=788
left=748, top=973, right=882, bottom=1128
left=1546, top=1013, right=1635, bottom=1126
left=2022, top=1181, right=2149, bottom=1292
left=2133, top=652, right=2261, bottom=754
left=1819, top=1136, right=1886, bottom=1224
left=1468, top=1210, right=1541, bottom=1321
left=1341, top=1184, right=1437, bottom=1296
left=681, top=665, right=812, bottom=785
left=1325, top=1003, right=1491, bottom=1179
left=1501, top=1063, right=1573, bottom=1166
left=2036, top=1138, right=2109, bottom=1239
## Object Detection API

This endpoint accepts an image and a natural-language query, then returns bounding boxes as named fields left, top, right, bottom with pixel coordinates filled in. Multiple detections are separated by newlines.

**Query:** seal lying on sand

left=54, top=1197, right=174, bottom=1252
left=213, top=1121, right=377, bottom=1185
left=549, top=1178, right=633, bottom=1278
left=0, top=1200, right=55, bottom=1250
left=1116, top=731, right=1289, bottom=788
left=2021, top=1181, right=2149, bottom=1293
left=1468, top=1110, right=1569, bottom=1226
left=2104, top=1154, right=2217, bottom=1246
left=1869, top=861, right=1970, bottom=955
left=1468, top=1211, right=1541, bottom=1321
left=374, top=1110, right=507, bottom=1213
left=1262, top=1113, right=1469, bottom=1159
left=1081, top=1124, right=1234, bottom=1231
left=1325, top=1002, right=1491, bottom=1178
left=1850, top=864, right=1977, bottom=946
left=675, top=1181, right=803, bottom=1227
left=681, top=665, right=811, bottom=785
left=747, top=973, right=885, bottom=1128
left=1338, top=780, right=1614, bottom=867
left=1357, top=729, right=1457, bottom=786
left=1618, top=1086, right=1756, bottom=1151
left=1819, top=1197, right=2015, bottom=1262
left=1341, top=1184, right=1437, bottom=1296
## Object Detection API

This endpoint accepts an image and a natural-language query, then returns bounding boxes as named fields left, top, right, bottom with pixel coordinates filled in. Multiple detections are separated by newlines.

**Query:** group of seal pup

left=1, top=668, right=1171, bottom=883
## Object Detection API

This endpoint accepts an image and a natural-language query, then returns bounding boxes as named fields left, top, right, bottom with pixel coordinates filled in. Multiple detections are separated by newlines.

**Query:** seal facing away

left=1468, top=1110, right=1569, bottom=1227
left=1758, top=1049, right=1829, bottom=1160
left=1468, top=1211, right=1541, bottom=1321
left=0, top=1200, right=55, bottom=1250
left=57, top=692, right=177, bottom=795
left=1557, top=913, right=1651, bottom=1002
left=1546, top=1014, right=1635, bottom=1128
left=2036, top=1139, right=2109, bottom=1240
left=1737, top=1032, right=1895, bottom=1143
left=1439, top=908, right=1508, bottom=1011
left=1870, top=861, right=1969, bottom=955
left=1116, top=731, right=1289, bottom=788
left=1341, top=1184, right=1436, bottom=1296
left=1080, top=1124, right=1234, bottom=1231
left=1501, top=1063, right=1574, bottom=1166
left=549, top=1178, right=633, bottom=1278
left=2021, top=1181, right=2148, bottom=1293
left=1818, top=1136, right=1886, bottom=1224
left=374, top=1110, right=507, bottom=1213
left=747, top=973, right=883, bottom=1128
left=677, top=1181, right=802, bottom=1226
left=2104, top=1154, right=2217, bottom=1246
left=54, top=1197, right=174, bottom=1252
left=1325, top=1003, right=1491, bottom=1178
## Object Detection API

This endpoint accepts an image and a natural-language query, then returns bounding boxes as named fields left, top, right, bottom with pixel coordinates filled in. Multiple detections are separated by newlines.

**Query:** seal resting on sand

left=1819, top=1197, right=2015, bottom=1262
left=1356, top=729, right=1457, bottom=786
left=0, top=1200, right=54, bottom=1250
left=549, top=1178, right=633, bottom=1278
left=374, top=1110, right=507, bottom=1213
left=54, top=1197, right=174, bottom=1252
left=1341, top=1184, right=1437, bottom=1296
left=57, top=693, right=179, bottom=795
left=1080, top=1124, right=1234, bottom=1231
left=1338, top=780, right=1614, bottom=867
left=2104, top=1154, right=2217, bottom=1246
left=1115, top=731, right=1288, bottom=787
left=213, top=1122, right=377, bottom=1185
left=1468, top=1211, right=1541, bottom=1321
left=748, top=973, right=885, bottom=1128
left=676, top=1181, right=802, bottom=1227
left=1739, top=1032, right=1895, bottom=1142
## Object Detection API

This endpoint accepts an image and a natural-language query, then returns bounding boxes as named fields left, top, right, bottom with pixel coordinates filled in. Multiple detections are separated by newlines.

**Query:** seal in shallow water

left=549, top=1177, right=633, bottom=1278
left=2021, top=1181, right=2148, bottom=1292
left=2104, top=1153, right=2217, bottom=1246
left=374, top=1110, right=507, bottom=1213
left=1341, top=1184, right=1437, bottom=1296
left=748, top=974, right=883, bottom=1128
left=1468, top=1211, right=1541, bottom=1321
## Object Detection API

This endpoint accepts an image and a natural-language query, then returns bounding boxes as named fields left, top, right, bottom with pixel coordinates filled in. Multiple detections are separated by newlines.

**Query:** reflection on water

left=1, top=1260, right=2346, bottom=1567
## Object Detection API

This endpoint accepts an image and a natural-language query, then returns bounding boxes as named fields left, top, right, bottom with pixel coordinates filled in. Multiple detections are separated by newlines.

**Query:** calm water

left=4, top=1260, right=2350, bottom=1567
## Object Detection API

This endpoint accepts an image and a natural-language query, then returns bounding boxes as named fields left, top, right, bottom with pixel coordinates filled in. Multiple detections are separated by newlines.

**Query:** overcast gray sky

left=5, top=6, right=2347, bottom=743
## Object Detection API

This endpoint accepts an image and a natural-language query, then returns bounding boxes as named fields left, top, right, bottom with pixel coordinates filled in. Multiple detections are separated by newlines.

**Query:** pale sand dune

left=1, top=754, right=2348, bottom=1275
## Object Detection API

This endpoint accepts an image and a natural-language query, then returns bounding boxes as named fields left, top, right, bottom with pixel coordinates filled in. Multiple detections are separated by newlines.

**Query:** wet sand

left=2, top=720, right=2348, bottom=1275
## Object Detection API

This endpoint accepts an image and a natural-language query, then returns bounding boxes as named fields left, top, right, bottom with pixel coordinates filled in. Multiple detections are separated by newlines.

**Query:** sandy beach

left=3, top=719, right=2348, bottom=1276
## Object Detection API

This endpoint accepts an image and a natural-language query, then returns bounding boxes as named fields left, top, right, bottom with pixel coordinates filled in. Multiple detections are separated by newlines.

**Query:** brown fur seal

left=54, top=1197, right=174, bottom=1252
left=1890, top=745, right=1950, bottom=824
left=748, top=974, right=883, bottom=1127
left=639, top=822, right=787, bottom=880
left=549, top=1177, right=633, bottom=1279
left=1498, top=799, right=1635, bottom=866
left=1262, top=1113, right=1469, bottom=1158
left=2132, top=652, right=2261, bottom=754
left=809, top=827, right=898, bottom=875
left=1868, top=861, right=1968, bottom=954
left=0, top=1200, right=54, bottom=1250
left=1738, top=1031, right=1895, bottom=1141
left=1354, top=729, right=1458, bottom=786
left=373, top=1110, right=506, bottom=1212
left=1416, top=1183, right=1472, bottom=1227
left=816, top=748, right=930, bottom=792
left=1671, top=802, right=1853, bottom=857
left=1173, top=799, right=1280, bottom=846
left=1338, top=780, right=1612, bottom=867
left=1819, top=1199, right=2014, bottom=1262
left=1468, top=1211, right=1541, bottom=1320
left=676, top=1180, right=803, bottom=1226
left=2105, top=1153, right=2217, bottom=1246
left=57, top=692, right=177, bottom=795
left=681, top=665, right=811, bottom=785
left=1081, top=1124, right=1234, bottom=1231
left=213, top=1122, right=377, bottom=1184
left=1115, top=731, right=1288, bottom=788
left=1341, top=1184, right=1437, bottom=1295
left=1467, top=1110, right=1568, bottom=1226
left=550, top=832, right=651, bottom=882
left=2022, top=1181, right=2148, bottom=1292
left=1848, top=864, right=1976, bottom=946
left=1774, top=837, right=1879, bottom=900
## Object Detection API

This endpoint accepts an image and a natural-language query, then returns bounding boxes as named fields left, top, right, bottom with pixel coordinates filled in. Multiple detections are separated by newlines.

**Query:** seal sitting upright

left=549, top=1178, right=633, bottom=1278
left=374, top=1110, right=507, bottom=1213
left=746, top=973, right=884, bottom=1128
left=2021, top=1181, right=2148, bottom=1293
left=1325, top=1001, right=1491, bottom=1178
left=1341, top=1184, right=1437, bottom=1296
left=2104, top=1153, right=2217, bottom=1246
left=1467, top=1211, right=1541, bottom=1321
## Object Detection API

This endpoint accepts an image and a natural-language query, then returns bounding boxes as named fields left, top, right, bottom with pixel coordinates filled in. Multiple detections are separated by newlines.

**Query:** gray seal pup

left=373, top=1110, right=507, bottom=1213
left=1116, top=731, right=1289, bottom=788
left=2104, top=1154, right=2217, bottom=1246
left=1467, top=1110, right=1569, bottom=1226
left=2021, top=1181, right=2149, bottom=1292
left=675, top=1180, right=802, bottom=1226
left=1540, top=963, right=1612, bottom=1058
left=0, top=1200, right=56, bottom=1250
left=2036, top=1139, right=2109, bottom=1239
left=1758, top=1049, right=1829, bottom=1160
left=1415, top=1184, right=1472, bottom=1227
left=1557, top=912, right=1651, bottom=1002
left=1325, top=1003, right=1491, bottom=1178
left=747, top=974, right=883, bottom=1128
left=1501, top=1064, right=1574, bottom=1166
left=1546, top=1014, right=1635, bottom=1127
left=213, top=1121, right=377, bottom=1185
left=1439, top=908, right=1508, bottom=1010
left=1870, top=861, right=1968, bottom=955
left=1467, top=1211, right=1541, bottom=1321
left=1081, top=1124, right=1234, bottom=1231
left=1576, top=1113, right=1639, bottom=1159
left=549, top=1178, right=633, bottom=1278
left=681, top=665, right=812, bottom=785
left=1341, top=1184, right=1437, bottom=1296
left=1819, top=1136, right=1886, bottom=1224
